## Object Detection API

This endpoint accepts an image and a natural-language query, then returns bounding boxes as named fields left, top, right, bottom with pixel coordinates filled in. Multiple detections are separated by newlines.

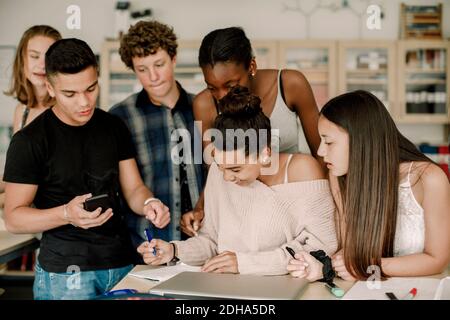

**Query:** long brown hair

left=4, top=25, right=61, bottom=108
left=320, top=90, right=432, bottom=280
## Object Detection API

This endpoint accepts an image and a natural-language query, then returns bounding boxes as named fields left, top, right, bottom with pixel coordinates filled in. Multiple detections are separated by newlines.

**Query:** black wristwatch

left=310, top=250, right=335, bottom=283
left=167, top=242, right=180, bottom=266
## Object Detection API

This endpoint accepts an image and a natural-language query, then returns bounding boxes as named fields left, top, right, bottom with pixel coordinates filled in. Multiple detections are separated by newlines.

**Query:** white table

left=112, top=265, right=355, bottom=300
left=0, top=231, right=39, bottom=264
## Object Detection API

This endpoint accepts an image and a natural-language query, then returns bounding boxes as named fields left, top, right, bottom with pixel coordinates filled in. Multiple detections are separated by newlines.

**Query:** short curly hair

left=119, top=20, right=178, bottom=70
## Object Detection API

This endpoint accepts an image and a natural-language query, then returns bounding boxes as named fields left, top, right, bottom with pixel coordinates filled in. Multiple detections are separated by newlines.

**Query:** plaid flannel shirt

left=109, top=84, right=204, bottom=248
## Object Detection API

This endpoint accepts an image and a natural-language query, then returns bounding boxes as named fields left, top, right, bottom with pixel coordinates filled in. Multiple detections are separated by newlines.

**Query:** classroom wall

left=0, top=0, right=449, bottom=143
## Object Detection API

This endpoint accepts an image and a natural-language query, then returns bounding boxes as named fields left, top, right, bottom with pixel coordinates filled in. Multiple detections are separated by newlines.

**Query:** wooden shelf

left=293, top=67, right=328, bottom=73
left=100, top=40, right=208, bottom=107
left=406, top=80, right=446, bottom=85
left=337, top=40, right=396, bottom=119
left=110, top=66, right=133, bottom=74
left=346, top=68, right=387, bottom=74
left=109, top=79, right=138, bottom=85
left=405, top=68, right=446, bottom=73
left=278, top=40, right=337, bottom=108
left=100, top=38, right=450, bottom=129
left=398, top=40, right=450, bottom=124
left=401, top=3, right=443, bottom=40
left=309, top=80, right=328, bottom=85
left=175, top=68, right=202, bottom=74
left=396, top=116, right=450, bottom=124
left=347, top=79, right=387, bottom=85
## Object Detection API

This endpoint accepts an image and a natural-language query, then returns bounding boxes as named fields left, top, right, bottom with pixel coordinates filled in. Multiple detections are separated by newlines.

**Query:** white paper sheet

left=342, top=277, right=442, bottom=300
left=129, top=263, right=201, bottom=282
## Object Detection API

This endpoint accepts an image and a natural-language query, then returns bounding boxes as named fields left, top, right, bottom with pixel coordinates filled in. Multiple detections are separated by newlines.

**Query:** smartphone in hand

left=83, top=194, right=113, bottom=213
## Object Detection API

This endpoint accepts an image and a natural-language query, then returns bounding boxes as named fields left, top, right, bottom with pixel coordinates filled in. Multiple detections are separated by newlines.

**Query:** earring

left=261, top=156, right=271, bottom=165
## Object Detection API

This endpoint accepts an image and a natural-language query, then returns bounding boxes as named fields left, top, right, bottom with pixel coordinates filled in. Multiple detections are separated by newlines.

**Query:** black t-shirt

left=3, top=108, right=136, bottom=272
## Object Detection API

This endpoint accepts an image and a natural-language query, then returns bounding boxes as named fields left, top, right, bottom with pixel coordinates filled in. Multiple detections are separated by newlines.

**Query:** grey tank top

left=269, top=70, right=310, bottom=154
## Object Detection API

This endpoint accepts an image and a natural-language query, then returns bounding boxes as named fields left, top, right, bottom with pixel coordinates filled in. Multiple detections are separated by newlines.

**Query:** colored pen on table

left=144, top=228, right=157, bottom=256
left=103, top=289, right=138, bottom=297
left=325, top=282, right=345, bottom=298
left=402, top=288, right=417, bottom=300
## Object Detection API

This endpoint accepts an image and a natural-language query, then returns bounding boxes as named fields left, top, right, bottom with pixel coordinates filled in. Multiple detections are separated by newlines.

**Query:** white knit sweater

left=174, top=162, right=337, bottom=275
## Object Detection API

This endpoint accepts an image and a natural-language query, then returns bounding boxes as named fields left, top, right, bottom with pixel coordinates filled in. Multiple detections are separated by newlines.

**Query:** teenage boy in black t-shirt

left=3, top=38, right=171, bottom=300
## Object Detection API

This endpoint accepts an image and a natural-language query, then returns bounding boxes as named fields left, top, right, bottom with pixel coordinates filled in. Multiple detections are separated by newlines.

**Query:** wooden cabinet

left=252, top=40, right=279, bottom=69
left=100, top=38, right=450, bottom=129
left=171, top=40, right=204, bottom=96
left=100, top=40, right=135, bottom=109
left=338, top=40, right=396, bottom=116
left=397, top=40, right=450, bottom=124
left=278, top=40, right=336, bottom=109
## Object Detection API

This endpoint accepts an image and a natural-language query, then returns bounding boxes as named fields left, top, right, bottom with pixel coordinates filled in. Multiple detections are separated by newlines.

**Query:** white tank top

left=270, top=70, right=310, bottom=154
left=394, top=162, right=425, bottom=256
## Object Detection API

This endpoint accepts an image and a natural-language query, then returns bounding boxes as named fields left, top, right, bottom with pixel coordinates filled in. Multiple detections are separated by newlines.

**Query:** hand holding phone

left=83, top=194, right=113, bottom=213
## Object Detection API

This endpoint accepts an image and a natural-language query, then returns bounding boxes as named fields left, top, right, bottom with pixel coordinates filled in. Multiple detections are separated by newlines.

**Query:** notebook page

left=129, top=263, right=201, bottom=282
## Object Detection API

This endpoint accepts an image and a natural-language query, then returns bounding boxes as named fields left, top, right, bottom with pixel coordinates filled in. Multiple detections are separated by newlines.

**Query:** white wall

left=3, top=0, right=448, bottom=47
left=0, top=0, right=448, bottom=143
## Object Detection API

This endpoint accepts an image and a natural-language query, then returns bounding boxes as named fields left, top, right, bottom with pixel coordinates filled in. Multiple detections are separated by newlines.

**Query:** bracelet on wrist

left=167, top=242, right=180, bottom=266
left=144, top=197, right=161, bottom=207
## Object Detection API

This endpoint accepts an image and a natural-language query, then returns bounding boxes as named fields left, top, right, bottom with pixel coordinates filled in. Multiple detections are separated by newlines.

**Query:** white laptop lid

left=149, top=271, right=308, bottom=300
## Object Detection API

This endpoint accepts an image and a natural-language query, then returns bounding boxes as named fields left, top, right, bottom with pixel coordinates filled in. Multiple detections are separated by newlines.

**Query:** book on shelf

left=401, top=3, right=442, bottom=39
left=406, top=49, right=446, bottom=70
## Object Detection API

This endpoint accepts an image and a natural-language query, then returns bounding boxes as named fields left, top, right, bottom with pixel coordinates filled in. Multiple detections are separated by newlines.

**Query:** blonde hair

left=4, top=25, right=61, bottom=108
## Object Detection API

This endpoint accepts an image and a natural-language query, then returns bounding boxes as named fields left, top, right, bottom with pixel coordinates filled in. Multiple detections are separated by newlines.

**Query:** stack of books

left=400, top=3, right=442, bottom=39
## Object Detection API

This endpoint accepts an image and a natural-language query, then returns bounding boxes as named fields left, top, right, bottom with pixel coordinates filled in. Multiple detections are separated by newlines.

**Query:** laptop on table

left=149, top=271, right=308, bottom=300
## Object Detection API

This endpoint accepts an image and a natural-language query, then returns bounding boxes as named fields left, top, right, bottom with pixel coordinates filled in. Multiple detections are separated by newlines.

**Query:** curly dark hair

left=119, top=20, right=178, bottom=70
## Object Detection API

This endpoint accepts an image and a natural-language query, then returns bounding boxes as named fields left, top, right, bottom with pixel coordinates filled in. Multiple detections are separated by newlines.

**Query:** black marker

left=385, top=292, right=398, bottom=300
left=286, top=246, right=297, bottom=259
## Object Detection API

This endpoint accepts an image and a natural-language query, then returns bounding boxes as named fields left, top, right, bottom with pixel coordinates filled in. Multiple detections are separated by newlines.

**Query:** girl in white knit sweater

left=138, top=86, right=337, bottom=276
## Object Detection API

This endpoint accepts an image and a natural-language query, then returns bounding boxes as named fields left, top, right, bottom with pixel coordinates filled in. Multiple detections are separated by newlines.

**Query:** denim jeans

left=33, top=261, right=133, bottom=300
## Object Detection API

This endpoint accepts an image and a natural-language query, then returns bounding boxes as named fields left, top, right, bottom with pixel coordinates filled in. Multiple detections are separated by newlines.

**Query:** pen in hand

left=144, top=228, right=157, bottom=256
left=286, top=246, right=344, bottom=298
left=286, top=246, right=297, bottom=259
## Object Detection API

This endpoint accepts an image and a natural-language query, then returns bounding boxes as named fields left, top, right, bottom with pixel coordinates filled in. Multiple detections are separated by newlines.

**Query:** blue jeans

left=33, top=261, right=133, bottom=300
